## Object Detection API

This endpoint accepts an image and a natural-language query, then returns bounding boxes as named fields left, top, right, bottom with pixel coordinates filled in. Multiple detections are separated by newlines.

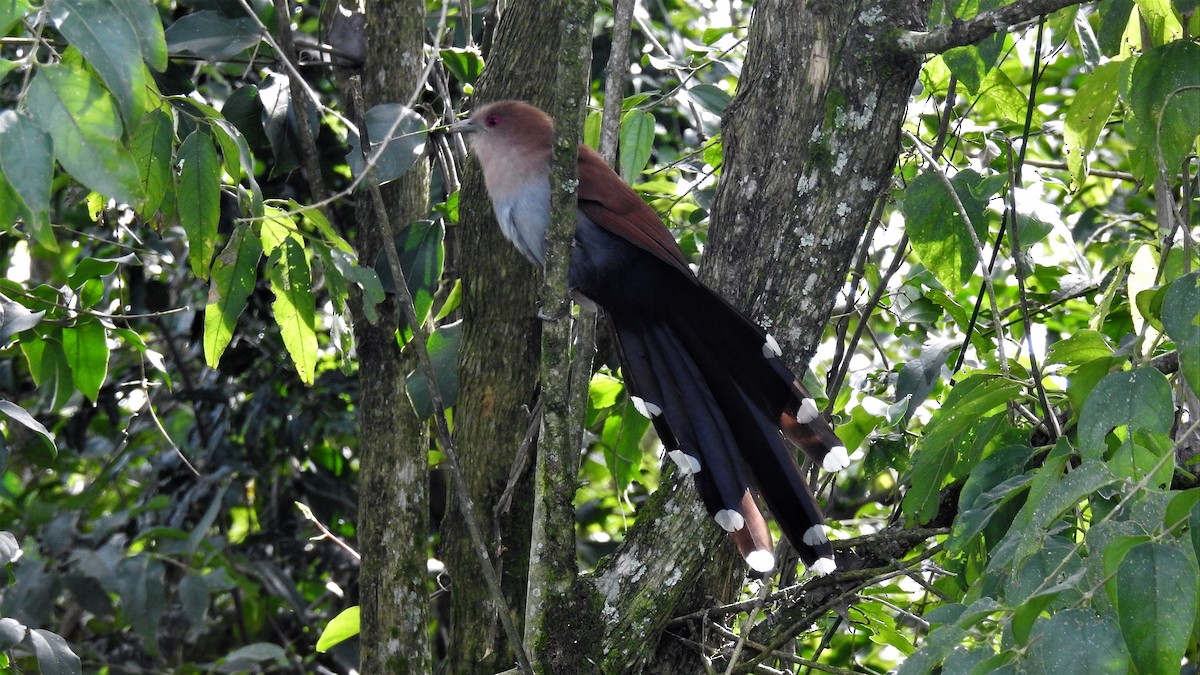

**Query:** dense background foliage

left=0, top=0, right=1197, bottom=672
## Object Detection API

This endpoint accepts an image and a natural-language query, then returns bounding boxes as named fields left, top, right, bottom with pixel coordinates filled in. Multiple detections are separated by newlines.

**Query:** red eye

left=485, top=114, right=501, bottom=127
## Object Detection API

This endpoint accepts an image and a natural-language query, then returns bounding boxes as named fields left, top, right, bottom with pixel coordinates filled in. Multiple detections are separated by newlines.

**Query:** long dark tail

left=609, top=283, right=846, bottom=575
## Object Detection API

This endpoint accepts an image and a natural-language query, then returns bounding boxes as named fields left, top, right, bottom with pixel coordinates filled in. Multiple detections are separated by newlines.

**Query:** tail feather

left=613, top=321, right=776, bottom=571
left=596, top=251, right=843, bottom=575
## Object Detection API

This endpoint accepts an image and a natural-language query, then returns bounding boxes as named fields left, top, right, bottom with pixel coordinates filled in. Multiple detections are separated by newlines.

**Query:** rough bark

left=346, top=1, right=432, bottom=672
left=522, top=1, right=598, bottom=672
left=445, top=2, right=588, bottom=671
left=596, top=1, right=930, bottom=671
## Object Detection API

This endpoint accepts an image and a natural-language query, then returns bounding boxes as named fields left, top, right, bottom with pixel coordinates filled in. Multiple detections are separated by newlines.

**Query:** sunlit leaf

left=26, top=54, right=141, bottom=205
left=316, top=605, right=360, bottom=652
left=1064, top=60, right=1121, bottom=189
left=1078, top=368, right=1172, bottom=461
left=204, top=225, right=263, bottom=368
left=47, top=0, right=147, bottom=125
left=269, top=238, right=317, bottom=385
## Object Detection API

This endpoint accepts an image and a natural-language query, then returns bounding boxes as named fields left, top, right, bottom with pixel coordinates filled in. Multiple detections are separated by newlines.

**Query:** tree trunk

left=348, top=1, right=432, bottom=672
left=597, top=1, right=930, bottom=670
left=444, top=2, right=590, bottom=671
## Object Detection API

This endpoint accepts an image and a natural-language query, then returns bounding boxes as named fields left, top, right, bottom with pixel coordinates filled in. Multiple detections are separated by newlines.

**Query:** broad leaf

left=1077, top=368, right=1172, bottom=461
left=176, top=129, right=221, bottom=280
left=1022, top=608, right=1128, bottom=674
left=47, top=0, right=147, bottom=125
left=1110, top=542, right=1198, bottom=674
left=25, top=628, right=81, bottom=675
left=269, top=239, right=318, bottom=385
left=26, top=55, right=142, bottom=205
left=903, top=375, right=1021, bottom=523
left=619, top=110, right=655, bottom=181
left=130, top=108, right=175, bottom=220
left=1064, top=60, right=1121, bottom=189
left=375, top=220, right=445, bottom=345
left=316, top=605, right=360, bottom=652
left=165, top=10, right=261, bottom=60
left=62, top=317, right=108, bottom=403
left=406, top=321, right=462, bottom=418
left=204, top=225, right=263, bottom=368
left=0, top=110, right=53, bottom=241
left=0, top=399, right=56, bottom=457
left=1125, top=41, right=1200, bottom=182
left=347, top=103, right=428, bottom=186
left=903, top=169, right=993, bottom=292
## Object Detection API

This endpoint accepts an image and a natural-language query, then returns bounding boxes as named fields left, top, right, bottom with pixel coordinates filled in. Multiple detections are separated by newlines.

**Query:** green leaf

left=204, top=225, right=263, bottom=368
left=1125, top=41, right=1200, bottom=182
left=218, top=642, right=287, bottom=669
left=375, top=220, right=445, bottom=344
left=20, top=329, right=75, bottom=415
left=269, top=238, right=317, bottom=385
left=25, top=55, right=141, bottom=205
left=1078, top=368, right=1172, bottom=461
left=316, top=605, right=360, bottom=652
left=25, top=628, right=81, bottom=675
left=977, top=67, right=1028, bottom=124
left=619, top=110, right=655, bottom=181
left=1064, top=60, right=1122, bottom=189
left=176, top=129, right=222, bottom=280
left=0, top=110, right=53, bottom=240
left=601, top=396, right=651, bottom=491
left=0, top=0, right=33, bottom=34
left=1046, top=329, right=1113, bottom=368
left=688, top=84, right=731, bottom=116
left=903, top=169, right=992, bottom=291
left=62, top=317, right=108, bottom=402
left=1007, top=461, right=1119, bottom=568
left=1022, top=608, right=1128, bottom=674
left=258, top=204, right=300, bottom=255
left=948, top=445, right=1035, bottom=552
left=130, top=108, right=175, bottom=220
left=583, top=109, right=602, bottom=149
left=68, top=253, right=137, bottom=287
left=347, top=103, right=428, bottom=186
left=406, top=321, right=462, bottom=418
left=0, top=399, right=56, bottom=457
left=1161, top=272, right=1200, bottom=395
left=439, top=47, right=483, bottom=84
left=164, top=10, right=262, bottom=60
left=903, top=375, right=1022, bottom=523
left=942, top=30, right=1003, bottom=95
left=47, top=0, right=147, bottom=125
left=1111, top=542, right=1198, bottom=674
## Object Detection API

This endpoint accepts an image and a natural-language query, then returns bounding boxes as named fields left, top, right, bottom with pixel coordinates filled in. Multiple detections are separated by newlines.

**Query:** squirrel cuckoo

left=452, top=101, right=847, bottom=575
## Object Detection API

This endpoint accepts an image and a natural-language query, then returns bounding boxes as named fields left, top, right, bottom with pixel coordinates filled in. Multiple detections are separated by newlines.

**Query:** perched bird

left=453, top=100, right=848, bottom=575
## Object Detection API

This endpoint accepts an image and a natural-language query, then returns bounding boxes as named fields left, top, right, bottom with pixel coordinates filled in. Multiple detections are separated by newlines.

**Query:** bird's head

left=451, top=100, right=554, bottom=176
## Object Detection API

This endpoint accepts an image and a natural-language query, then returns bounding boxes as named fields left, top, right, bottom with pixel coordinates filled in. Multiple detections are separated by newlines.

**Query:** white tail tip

left=823, top=445, right=850, bottom=472
left=811, top=557, right=837, bottom=576
left=668, top=449, right=701, bottom=475
left=745, top=549, right=776, bottom=573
